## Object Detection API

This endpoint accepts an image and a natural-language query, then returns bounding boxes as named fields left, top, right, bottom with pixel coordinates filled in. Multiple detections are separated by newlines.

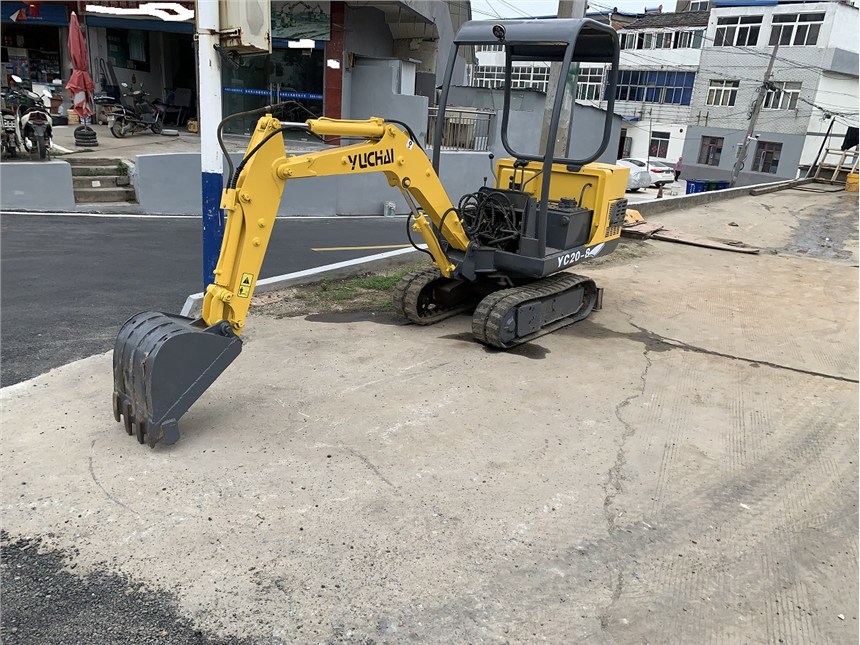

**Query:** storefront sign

left=84, top=2, right=193, bottom=22
left=2, top=2, right=69, bottom=25
left=271, top=1, right=330, bottom=41
left=224, top=86, right=323, bottom=101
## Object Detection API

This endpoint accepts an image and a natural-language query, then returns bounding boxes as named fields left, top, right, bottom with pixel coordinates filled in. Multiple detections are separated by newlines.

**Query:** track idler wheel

left=392, top=267, right=476, bottom=325
left=112, top=312, right=242, bottom=447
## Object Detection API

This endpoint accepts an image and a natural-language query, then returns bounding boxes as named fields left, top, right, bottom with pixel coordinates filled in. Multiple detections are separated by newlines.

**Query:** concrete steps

left=72, top=175, right=131, bottom=188
left=67, top=156, right=136, bottom=204
left=73, top=187, right=137, bottom=203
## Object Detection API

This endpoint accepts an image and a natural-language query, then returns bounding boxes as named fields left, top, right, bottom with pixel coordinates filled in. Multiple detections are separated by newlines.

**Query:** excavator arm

left=203, top=114, right=472, bottom=334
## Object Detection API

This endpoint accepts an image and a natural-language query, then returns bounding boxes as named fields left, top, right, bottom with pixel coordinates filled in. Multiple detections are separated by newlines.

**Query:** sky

left=470, top=0, right=679, bottom=20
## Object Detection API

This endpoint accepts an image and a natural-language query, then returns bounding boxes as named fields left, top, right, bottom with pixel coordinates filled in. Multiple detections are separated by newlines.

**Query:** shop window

left=698, top=136, right=723, bottom=165
left=0, top=25, right=62, bottom=84
left=649, top=131, right=670, bottom=158
left=107, top=28, right=150, bottom=72
left=753, top=141, right=782, bottom=173
left=221, top=47, right=324, bottom=135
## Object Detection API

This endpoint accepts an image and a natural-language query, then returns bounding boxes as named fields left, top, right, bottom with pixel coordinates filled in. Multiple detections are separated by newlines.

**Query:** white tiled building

left=598, top=10, right=711, bottom=162
left=681, top=0, right=859, bottom=184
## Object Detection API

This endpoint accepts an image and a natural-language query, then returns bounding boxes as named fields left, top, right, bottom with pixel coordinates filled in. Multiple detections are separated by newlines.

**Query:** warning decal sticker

left=237, top=273, right=254, bottom=298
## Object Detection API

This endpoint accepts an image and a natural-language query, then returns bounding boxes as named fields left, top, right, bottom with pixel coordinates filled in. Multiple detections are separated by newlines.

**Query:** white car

left=616, top=159, right=652, bottom=192
left=621, top=158, right=676, bottom=187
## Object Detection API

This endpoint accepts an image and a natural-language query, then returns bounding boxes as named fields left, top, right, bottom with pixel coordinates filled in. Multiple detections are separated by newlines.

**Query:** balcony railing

left=427, top=107, right=493, bottom=151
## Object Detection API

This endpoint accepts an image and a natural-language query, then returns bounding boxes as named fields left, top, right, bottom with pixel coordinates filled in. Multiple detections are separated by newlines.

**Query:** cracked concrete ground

left=1, top=188, right=857, bottom=644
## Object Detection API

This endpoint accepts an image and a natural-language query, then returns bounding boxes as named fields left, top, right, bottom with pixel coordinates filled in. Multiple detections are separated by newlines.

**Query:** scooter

left=8, top=74, right=53, bottom=160
left=1, top=101, right=20, bottom=158
left=108, top=81, right=165, bottom=138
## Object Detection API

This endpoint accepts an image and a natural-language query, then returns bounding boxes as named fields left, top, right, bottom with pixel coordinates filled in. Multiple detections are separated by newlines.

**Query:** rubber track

left=472, top=272, right=597, bottom=348
left=393, top=268, right=474, bottom=326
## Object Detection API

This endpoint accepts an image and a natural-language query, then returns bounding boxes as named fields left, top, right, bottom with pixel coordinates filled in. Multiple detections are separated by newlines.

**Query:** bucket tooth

left=112, top=312, right=242, bottom=447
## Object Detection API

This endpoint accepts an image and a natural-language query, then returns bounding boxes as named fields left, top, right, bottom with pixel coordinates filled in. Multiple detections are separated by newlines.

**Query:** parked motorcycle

left=1, top=103, right=20, bottom=158
left=108, top=81, right=165, bottom=138
left=7, top=75, right=54, bottom=160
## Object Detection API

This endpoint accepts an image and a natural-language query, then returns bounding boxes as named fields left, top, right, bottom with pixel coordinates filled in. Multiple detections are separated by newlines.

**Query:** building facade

left=2, top=1, right=470, bottom=140
left=681, top=0, right=859, bottom=184
left=597, top=10, right=710, bottom=163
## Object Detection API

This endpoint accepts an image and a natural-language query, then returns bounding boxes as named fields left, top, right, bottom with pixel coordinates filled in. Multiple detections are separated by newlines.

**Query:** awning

left=83, top=15, right=193, bottom=34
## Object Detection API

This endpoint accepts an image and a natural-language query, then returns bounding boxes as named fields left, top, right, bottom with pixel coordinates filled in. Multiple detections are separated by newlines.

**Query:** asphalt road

left=0, top=213, right=409, bottom=386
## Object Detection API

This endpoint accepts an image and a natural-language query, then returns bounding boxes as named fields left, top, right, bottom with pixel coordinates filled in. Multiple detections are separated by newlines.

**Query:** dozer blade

left=112, top=312, right=242, bottom=447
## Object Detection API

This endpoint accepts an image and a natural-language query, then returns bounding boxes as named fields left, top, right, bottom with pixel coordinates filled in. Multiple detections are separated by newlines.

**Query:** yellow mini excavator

left=113, top=18, right=630, bottom=446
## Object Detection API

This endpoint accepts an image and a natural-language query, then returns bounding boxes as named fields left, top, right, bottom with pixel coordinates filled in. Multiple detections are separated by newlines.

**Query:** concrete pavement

left=1, top=188, right=858, bottom=644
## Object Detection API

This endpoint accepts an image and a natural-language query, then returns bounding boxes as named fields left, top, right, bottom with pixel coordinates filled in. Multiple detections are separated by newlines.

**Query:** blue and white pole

left=196, top=0, right=224, bottom=291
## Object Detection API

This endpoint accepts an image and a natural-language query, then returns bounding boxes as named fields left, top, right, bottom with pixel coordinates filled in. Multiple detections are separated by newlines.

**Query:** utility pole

left=197, top=0, right=224, bottom=290
left=730, top=41, right=779, bottom=187
left=539, top=0, right=586, bottom=158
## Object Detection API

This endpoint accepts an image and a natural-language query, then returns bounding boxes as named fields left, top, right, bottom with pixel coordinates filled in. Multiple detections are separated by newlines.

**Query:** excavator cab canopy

left=433, top=18, right=620, bottom=172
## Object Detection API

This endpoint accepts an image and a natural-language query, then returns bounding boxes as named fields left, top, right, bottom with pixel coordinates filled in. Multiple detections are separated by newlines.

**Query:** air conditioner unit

left=218, top=0, right=271, bottom=55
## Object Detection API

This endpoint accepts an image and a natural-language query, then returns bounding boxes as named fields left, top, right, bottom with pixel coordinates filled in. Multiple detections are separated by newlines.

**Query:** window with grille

left=468, top=63, right=550, bottom=92
left=649, top=131, right=671, bottom=158
left=769, top=13, right=824, bottom=46
left=698, top=136, right=723, bottom=165
left=714, top=15, right=762, bottom=46
left=753, top=141, right=782, bottom=173
left=576, top=66, right=605, bottom=101
left=689, top=1, right=709, bottom=10
left=611, top=70, right=696, bottom=105
left=707, top=80, right=740, bottom=107
left=762, top=81, right=801, bottom=110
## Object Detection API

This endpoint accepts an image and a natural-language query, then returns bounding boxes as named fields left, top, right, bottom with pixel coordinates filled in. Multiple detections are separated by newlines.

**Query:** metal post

left=730, top=41, right=779, bottom=188
left=539, top=0, right=585, bottom=156
left=197, top=0, right=223, bottom=290
left=805, top=115, right=834, bottom=178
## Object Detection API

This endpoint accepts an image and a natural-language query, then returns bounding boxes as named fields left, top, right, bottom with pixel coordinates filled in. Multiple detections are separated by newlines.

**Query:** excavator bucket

left=112, top=312, right=242, bottom=447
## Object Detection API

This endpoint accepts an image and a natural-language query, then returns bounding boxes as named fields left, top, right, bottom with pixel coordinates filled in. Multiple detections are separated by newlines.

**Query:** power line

left=496, top=0, right=534, bottom=19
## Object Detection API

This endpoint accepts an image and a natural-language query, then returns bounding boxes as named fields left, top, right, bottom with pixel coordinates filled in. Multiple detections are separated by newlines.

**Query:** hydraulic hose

left=217, top=101, right=309, bottom=184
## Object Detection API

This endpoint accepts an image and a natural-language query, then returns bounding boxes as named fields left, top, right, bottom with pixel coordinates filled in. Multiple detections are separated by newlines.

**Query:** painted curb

left=180, top=246, right=427, bottom=318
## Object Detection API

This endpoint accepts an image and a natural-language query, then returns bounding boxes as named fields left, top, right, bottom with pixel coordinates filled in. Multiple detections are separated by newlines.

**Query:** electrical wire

left=496, top=0, right=533, bottom=19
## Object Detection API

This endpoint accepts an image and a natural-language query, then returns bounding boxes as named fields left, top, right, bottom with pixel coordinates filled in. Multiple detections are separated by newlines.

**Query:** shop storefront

left=220, top=1, right=329, bottom=134
left=1, top=1, right=69, bottom=101
left=82, top=8, right=195, bottom=125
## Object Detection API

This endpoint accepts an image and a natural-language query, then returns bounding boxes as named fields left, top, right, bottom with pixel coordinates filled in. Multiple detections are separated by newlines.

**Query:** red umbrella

left=66, top=12, right=94, bottom=120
